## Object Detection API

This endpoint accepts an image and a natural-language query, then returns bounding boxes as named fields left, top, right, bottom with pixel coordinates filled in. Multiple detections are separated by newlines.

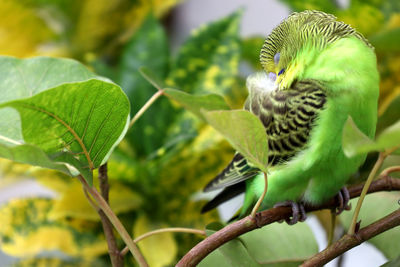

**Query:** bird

left=201, top=10, right=379, bottom=224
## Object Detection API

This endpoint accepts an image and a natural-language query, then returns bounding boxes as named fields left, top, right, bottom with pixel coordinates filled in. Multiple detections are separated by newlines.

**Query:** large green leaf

left=0, top=57, right=99, bottom=102
left=0, top=57, right=130, bottom=184
left=1, top=79, right=130, bottom=184
left=202, top=110, right=268, bottom=173
left=200, top=222, right=318, bottom=266
left=167, top=11, right=241, bottom=95
left=118, top=15, right=173, bottom=157
left=340, top=192, right=400, bottom=259
left=342, top=117, right=400, bottom=157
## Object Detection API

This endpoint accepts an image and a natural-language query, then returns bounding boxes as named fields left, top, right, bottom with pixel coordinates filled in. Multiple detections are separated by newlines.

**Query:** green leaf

left=200, top=221, right=318, bottom=266
left=164, top=88, right=230, bottom=121
left=340, top=192, right=400, bottom=259
left=201, top=227, right=260, bottom=267
left=382, top=255, right=400, bottom=267
left=0, top=57, right=129, bottom=183
left=0, top=56, right=99, bottom=104
left=167, top=11, right=241, bottom=95
left=0, top=144, right=83, bottom=178
left=376, top=120, right=400, bottom=154
left=0, top=79, right=130, bottom=184
left=241, top=36, right=264, bottom=70
left=241, top=222, right=318, bottom=265
left=139, top=66, right=166, bottom=91
left=198, top=249, right=234, bottom=267
left=342, top=116, right=376, bottom=157
left=118, top=15, right=173, bottom=157
left=343, top=117, right=400, bottom=157
left=202, top=110, right=268, bottom=173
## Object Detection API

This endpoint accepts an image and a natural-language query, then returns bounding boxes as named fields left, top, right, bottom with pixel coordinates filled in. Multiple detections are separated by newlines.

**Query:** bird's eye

left=268, top=72, right=277, bottom=81
left=278, top=68, right=285, bottom=76
left=274, top=53, right=280, bottom=64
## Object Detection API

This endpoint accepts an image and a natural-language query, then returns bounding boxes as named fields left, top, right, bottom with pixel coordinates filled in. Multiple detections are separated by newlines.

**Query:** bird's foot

left=274, top=200, right=307, bottom=225
left=334, top=187, right=352, bottom=215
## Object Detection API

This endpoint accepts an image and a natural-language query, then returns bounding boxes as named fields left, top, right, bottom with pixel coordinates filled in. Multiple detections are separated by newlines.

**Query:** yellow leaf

left=49, top=179, right=142, bottom=221
left=0, top=0, right=54, bottom=57
left=386, top=13, right=400, bottom=30
left=133, top=215, right=178, bottom=267
left=33, top=168, right=73, bottom=193
left=72, top=0, right=184, bottom=56
left=0, top=198, right=106, bottom=258
left=379, top=85, right=400, bottom=116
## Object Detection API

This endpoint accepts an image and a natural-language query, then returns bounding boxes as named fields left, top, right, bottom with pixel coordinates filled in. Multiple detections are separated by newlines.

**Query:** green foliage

left=118, top=15, right=172, bottom=157
left=0, top=1, right=400, bottom=266
left=200, top=222, right=318, bottom=266
left=166, top=11, right=241, bottom=95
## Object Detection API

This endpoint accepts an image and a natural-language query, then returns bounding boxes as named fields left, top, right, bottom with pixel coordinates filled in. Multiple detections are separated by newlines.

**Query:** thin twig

left=129, top=90, right=164, bottom=129
left=328, top=210, right=336, bottom=246
left=77, top=175, right=149, bottom=267
left=97, top=164, right=124, bottom=267
left=83, top=188, right=99, bottom=211
left=301, top=209, right=400, bottom=267
left=380, top=165, right=400, bottom=178
left=251, top=172, right=268, bottom=218
left=176, top=177, right=400, bottom=267
left=121, top=228, right=207, bottom=256
left=348, top=152, right=385, bottom=235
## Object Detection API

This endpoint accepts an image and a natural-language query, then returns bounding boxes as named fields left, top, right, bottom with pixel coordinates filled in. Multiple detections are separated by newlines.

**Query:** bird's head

left=260, top=10, right=372, bottom=91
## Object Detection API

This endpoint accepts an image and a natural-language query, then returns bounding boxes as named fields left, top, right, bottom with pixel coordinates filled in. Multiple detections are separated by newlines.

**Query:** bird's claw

left=274, top=200, right=307, bottom=225
left=335, top=187, right=352, bottom=215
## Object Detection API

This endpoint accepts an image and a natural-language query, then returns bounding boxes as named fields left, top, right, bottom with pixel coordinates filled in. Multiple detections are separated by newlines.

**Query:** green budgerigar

left=202, top=10, right=379, bottom=223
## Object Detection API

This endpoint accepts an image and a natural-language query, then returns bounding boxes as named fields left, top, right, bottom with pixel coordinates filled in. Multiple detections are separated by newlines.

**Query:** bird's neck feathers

left=301, top=36, right=379, bottom=96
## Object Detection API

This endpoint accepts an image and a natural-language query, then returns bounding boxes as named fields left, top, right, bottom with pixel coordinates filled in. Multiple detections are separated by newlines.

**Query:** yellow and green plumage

left=202, top=10, right=379, bottom=217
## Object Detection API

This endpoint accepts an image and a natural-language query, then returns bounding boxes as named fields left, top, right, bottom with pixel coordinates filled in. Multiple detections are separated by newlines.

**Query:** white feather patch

left=246, top=72, right=277, bottom=94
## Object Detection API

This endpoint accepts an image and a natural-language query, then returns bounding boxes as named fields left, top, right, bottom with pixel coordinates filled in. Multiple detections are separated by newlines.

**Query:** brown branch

left=177, top=177, right=400, bottom=267
left=301, top=208, right=400, bottom=267
left=97, top=163, right=124, bottom=267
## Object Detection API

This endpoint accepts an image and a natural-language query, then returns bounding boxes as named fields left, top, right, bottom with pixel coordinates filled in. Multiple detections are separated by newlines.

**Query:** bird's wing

left=203, top=79, right=326, bottom=192
left=203, top=153, right=258, bottom=191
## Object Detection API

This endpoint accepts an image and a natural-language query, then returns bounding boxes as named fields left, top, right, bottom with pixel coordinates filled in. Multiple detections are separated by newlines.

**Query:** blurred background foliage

left=0, top=0, right=399, bottom=266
